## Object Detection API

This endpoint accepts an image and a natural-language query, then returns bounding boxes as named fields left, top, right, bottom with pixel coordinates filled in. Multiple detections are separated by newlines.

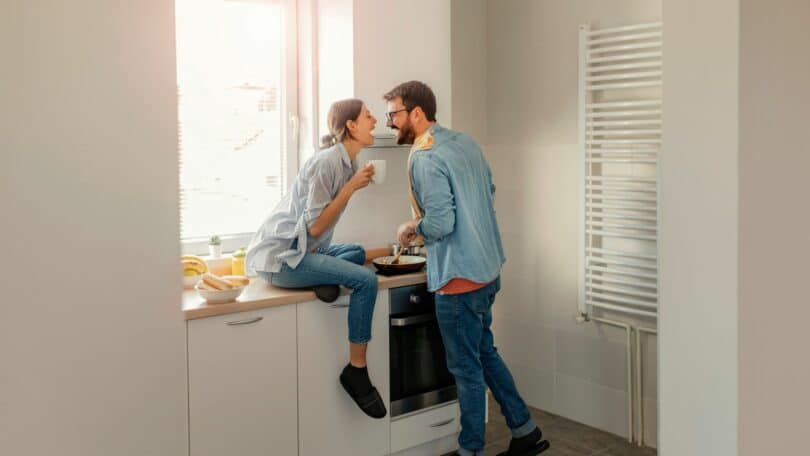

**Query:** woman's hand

left=347, top=163, right=375, bottom=191
left=309, top=164, right=375, bottom=238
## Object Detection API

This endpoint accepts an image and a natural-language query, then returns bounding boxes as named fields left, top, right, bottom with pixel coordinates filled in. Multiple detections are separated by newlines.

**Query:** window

left=175, top=0, right=297, bottom=254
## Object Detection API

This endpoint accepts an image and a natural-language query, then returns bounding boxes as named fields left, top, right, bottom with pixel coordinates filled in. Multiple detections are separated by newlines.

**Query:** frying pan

left=371, top=255, right=426, bottom=275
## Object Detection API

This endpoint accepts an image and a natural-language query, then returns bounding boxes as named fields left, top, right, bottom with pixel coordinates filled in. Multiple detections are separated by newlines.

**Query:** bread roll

left=222, top=275, right=249, bottom=287
left=202, top=272, right=233, bottom=291
left=197, top=281, right=218, bottom=291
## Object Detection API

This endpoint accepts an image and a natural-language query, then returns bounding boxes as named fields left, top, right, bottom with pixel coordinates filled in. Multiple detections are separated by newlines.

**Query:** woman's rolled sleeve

left=303, top=162, right=335, bottom=227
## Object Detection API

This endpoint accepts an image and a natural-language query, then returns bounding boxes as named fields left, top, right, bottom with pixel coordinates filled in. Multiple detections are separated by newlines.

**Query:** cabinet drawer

left=390, top=402, right=460, bottom=453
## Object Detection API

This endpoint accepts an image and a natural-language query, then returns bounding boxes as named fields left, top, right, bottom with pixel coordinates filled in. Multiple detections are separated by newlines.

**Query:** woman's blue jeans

left=257, top=243, right=378, bottom=344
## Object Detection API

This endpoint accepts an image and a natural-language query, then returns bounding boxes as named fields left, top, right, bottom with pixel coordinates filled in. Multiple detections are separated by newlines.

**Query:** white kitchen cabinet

left=187, top=305, right=298, bottom=456
left=297, top=291, right=390, bottom=456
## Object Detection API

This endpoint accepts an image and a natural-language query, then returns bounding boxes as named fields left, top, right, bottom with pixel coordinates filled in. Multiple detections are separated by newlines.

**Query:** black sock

left=341, top=364, right=374, bottom=397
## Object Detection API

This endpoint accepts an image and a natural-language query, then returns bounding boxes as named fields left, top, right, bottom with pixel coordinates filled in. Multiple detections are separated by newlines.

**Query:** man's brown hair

left=383, top=80, right=437, bottom=122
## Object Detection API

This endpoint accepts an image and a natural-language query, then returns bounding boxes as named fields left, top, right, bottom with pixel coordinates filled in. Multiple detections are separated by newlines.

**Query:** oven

left=389, top=284, right=457, bottom=418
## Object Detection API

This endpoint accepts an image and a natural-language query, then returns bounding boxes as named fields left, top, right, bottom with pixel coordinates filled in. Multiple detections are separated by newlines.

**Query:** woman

left=245, top=99, right=387, bottom=419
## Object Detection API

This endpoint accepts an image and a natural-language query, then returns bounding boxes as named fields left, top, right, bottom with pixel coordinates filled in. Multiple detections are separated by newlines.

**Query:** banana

left=182, top=254, right=208, bottom=265
left=182, top=259, right=205, bottom=270
left=181, top=255, right=208, bottom=274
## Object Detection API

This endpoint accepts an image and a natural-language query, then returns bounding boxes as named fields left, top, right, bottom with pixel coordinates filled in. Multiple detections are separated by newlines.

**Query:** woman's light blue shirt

left=246, top=143, right=357, bottom=274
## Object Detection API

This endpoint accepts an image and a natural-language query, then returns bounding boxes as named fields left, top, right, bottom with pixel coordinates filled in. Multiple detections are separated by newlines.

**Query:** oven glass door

left=390, top=312, right=456, bottom=417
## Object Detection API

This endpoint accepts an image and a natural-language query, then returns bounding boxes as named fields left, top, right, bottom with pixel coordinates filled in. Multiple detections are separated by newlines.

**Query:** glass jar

left=231, top=247, right=247, bottom=276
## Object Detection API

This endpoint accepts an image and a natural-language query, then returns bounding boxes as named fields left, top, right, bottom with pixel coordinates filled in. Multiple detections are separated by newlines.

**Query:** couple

left=245, top=81, right=549, bottom=456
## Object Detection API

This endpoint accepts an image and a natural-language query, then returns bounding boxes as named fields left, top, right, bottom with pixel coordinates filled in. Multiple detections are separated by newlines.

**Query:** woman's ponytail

left=320, top=99, right=364, bottom=149
left=320, top=134, right=338, bottom=149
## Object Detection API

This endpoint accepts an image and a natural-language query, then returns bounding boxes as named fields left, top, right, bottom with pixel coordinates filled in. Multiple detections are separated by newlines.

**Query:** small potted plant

left=208, top=235, right=222, bottom=258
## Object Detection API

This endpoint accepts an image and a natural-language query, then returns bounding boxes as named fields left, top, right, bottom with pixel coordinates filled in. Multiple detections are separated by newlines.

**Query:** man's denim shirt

left=410, top=124, right=506, bottom=292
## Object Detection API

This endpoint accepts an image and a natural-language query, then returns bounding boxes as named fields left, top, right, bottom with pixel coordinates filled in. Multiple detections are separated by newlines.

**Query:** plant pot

left=208, top=244, right=222, bottom=258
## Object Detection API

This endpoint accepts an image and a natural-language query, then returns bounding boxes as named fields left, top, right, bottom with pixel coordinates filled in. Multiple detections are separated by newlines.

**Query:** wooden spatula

left=391, top=245, right=405, bottom=264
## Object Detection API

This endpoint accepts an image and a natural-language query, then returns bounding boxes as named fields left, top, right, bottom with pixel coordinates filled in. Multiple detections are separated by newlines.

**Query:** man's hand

left=397, top=219, right=419, bottom=247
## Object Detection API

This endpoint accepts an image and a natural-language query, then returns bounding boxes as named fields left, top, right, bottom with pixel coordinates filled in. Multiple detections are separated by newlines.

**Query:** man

left=385, top=81, right=550, bottom=456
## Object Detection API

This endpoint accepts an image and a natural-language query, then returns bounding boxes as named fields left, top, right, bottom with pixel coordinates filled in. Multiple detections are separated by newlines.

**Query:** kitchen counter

left=183, top=270, right=427, bottom=320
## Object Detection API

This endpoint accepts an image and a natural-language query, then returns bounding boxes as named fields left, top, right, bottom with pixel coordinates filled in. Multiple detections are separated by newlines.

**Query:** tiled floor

left=447, top=395, right=657, bottom=456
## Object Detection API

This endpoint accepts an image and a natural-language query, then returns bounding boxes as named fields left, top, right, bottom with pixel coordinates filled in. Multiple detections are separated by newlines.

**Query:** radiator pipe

left=578, top=313, right=634, bottom=443
left=635, top=326, right=657, bottom=446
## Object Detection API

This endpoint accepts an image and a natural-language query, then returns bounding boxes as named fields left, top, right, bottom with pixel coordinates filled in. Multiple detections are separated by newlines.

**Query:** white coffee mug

left=368, top=159, right=386, bottom=184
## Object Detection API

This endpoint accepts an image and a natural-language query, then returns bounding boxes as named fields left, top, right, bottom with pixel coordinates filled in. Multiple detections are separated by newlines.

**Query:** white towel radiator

left=577, top=21, right=662, bottom=320
left=576, top=21, right=662, bottom=446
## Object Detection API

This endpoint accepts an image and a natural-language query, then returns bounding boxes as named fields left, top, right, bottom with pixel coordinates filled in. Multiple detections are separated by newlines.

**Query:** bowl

left=194, top=282, right=246, bottom=304
left=183, top=274, right=202, bottom=289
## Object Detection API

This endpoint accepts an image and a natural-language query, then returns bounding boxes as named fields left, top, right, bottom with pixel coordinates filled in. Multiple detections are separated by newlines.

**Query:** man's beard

left=394, top=121, right=417, bottom=145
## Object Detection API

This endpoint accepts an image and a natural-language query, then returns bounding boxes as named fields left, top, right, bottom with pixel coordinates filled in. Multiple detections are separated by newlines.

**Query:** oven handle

left=390, top=313, right=436, bottom=327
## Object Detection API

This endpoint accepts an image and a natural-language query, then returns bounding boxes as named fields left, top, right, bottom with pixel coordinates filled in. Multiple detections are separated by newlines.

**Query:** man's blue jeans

left=435, top=277, right=537, bottom=455
left=258, top=243, right=378, bottom=344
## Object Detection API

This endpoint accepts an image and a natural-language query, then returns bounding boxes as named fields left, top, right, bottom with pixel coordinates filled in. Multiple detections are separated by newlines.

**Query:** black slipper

left=339, top=369, right=387, bottom=419
left=496, top=427, right=550, bottom=456
left=312, top=284, right=340, bottom=303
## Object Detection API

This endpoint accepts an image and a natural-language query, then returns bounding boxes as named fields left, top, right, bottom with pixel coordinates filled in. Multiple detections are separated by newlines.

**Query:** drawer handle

left=329, top=303, right=350, bottom=308
left=226, top=316, right=263, bottom=326
left=429, top=418, right=455, bottom=428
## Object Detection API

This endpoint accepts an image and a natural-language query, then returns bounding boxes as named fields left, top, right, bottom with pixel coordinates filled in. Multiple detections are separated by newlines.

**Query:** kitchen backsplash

left=331, top=145, right=412, bottom=248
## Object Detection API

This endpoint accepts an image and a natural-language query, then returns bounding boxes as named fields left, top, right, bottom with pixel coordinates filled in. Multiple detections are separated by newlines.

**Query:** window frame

left=179, top=0, right=299, bottom=256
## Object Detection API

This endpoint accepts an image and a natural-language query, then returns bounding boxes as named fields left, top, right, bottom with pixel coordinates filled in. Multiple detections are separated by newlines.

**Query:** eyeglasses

left=385, top=108, right=411, bottom=122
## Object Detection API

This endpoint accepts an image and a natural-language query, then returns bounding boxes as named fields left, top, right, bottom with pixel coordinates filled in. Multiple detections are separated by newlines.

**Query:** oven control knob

left=409, top=294, right=422, bottom=305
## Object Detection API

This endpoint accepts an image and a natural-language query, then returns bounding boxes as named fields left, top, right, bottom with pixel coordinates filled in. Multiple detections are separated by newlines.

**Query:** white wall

left=480, top=0, right=662, bottom=444
left=317, top=0, right=355, bottom=145
left=659, top=0, right=740, bottom=455
left=450, top=0, right=488, bottom=144
left=738, top=0, right=810, bottom=454
left=352, top=0, right=452, bottom=135
left=331, top=143, right=415, bottom=247
left=0, top=1, right=188, bottom=455
left=331, top=0, right=454, bottom=248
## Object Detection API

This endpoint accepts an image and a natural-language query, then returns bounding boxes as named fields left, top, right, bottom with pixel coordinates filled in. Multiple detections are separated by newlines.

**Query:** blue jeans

left=258, top=243, right=378, bottom=344
left=435, top=277, right=537, bottom=455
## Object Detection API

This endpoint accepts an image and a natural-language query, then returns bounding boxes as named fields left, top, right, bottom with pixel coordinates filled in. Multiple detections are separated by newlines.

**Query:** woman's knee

left=355, top=267, right=378, bottom=292
left=346, top=244, right=366, bottom=265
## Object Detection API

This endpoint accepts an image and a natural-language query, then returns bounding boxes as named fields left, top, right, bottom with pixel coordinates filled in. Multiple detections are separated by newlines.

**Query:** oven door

left=389, top=310, right=457, bottom=417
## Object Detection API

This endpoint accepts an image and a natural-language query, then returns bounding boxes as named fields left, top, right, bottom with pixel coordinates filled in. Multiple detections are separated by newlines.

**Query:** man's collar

left=411, top=123, right=440, bottom=152
left=414, top=123, right=438, bottom=143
